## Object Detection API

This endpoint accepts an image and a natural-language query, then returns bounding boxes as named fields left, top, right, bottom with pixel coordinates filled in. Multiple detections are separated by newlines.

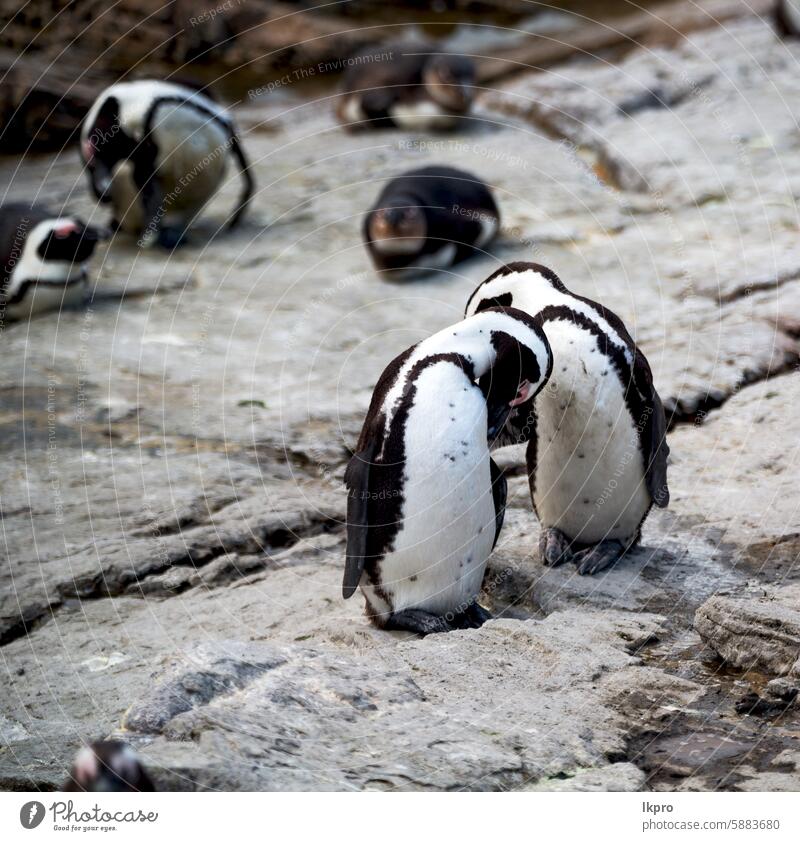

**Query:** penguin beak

left=486, top=400, right=513, bottom=442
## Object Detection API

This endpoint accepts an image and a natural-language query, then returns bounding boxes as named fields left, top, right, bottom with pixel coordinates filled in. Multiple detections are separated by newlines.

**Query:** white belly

left=532, top=322, right=650, bottom=545
left=4, top=275, right=86, bottom=320
left=390, top=101, right=458, bottom=131
left=362, top=366, right=496, bottom=617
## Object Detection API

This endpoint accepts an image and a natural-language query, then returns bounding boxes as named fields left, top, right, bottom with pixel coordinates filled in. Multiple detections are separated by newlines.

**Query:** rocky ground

left=1, top=9, right=799, bottom=791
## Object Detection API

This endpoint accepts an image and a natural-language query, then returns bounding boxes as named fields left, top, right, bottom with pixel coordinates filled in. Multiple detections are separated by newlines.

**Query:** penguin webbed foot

left=385, top=609, right=452, bottom=635
left=539, top=527, right=573, bottom=567
left=573, top=540, right=625, bottom=575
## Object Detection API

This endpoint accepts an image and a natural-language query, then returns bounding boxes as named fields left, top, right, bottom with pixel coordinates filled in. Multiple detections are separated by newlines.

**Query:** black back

left=364, top=165, right=499, bottom=272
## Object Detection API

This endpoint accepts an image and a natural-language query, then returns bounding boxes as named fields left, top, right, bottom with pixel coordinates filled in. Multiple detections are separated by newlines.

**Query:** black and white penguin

left=0, top=203, right=102, bottom=321
left=364, top=165, right=500, bottom=277
left=80, top=79, right=254, bottom=248
left=62, top=741, right=156, bottom=792
left=775, top=0, right=800, bottom=36
left=337, top=45, right=475, bottom=131
left=465, top=262, right=669, bottom=575
left=343, top=307, right=552, bottom=633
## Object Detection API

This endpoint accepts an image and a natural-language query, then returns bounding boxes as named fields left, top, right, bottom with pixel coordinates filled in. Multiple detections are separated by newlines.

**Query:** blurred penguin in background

left=337, top=45, right=475, bottom=131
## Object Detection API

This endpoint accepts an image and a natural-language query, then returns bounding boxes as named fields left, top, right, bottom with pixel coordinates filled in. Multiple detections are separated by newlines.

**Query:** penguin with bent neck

left=465, top=262, right=669, bottom=575
left=81, top=79, right=254, bottom=248
left=343, top=307, right=552, bottom=633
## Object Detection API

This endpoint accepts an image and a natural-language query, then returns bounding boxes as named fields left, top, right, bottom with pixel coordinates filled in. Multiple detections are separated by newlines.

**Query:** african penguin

left=364, top=165, right=500, bottom=277
left=465, top=262, right=669, bottom=575
left=81, top=79, right=254, bottom=248
left=337, top=45, right=475, bottom=132
left=62, top=740, right=156, bottom=792
left=775, top=0, right=800, bottom=36
left=0, top=203, right=102, bottom=322
left=343, top=307, right=552, bottom=634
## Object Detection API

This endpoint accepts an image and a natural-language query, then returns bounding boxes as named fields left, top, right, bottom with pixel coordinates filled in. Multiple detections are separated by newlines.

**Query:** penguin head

left=423, top=54, right=475, bottom=113
left=81, top=96, right=136, bottom=203
left=36, top=218, right=104, bottom=265
left=465, top=262, right=566, bottom=318
left=63, top=740, right=155, bottom=792
left=366, top=201, right=427, bottom=255
left=472, top=308, right=552, bottom=443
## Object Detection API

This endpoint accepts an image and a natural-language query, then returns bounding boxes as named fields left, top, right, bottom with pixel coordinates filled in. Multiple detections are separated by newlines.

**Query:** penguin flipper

left=489, top=456, right=507, bottom=550
left=227, top=133, right=254, bottom=229
left=343, top=439, right=377, bottom=598
left=633, top=351, right=670, bottom=508
left=646, top=387, right=670, bottom=508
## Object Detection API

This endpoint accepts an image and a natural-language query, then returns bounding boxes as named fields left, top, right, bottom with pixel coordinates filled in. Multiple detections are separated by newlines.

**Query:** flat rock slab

left=117, top=612, right=699, bottom=791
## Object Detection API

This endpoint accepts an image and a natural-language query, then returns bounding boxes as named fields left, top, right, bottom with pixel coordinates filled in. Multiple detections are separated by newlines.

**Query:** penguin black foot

left=573, top=540, right=625, bottom=575
left=385, top=609, right=452, bottom=635
left=451, top=601, right=492, bottom=629
left=539, top=527, right=572, bottom=567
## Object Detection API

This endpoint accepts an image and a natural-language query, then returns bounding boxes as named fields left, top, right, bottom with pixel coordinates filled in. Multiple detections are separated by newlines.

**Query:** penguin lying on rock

left=0, top=203, right=102, bottom=321
left=364, top=165, right=499, bottom=277
left=62, top=741, right=155, bottom=792
left=337, top=45, right=475, bottom=131
left=81, top=79, right=254, bottom=248
left=466, top=262, right=669, bottom=575
left=343, top=307, right=552, bottom=634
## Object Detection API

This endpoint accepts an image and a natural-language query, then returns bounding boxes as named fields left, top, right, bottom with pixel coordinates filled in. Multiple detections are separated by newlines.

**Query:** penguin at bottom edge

left=0, top=203, right=103, bottom=322
left=62, top=740, right=156, bottom=792
left=343, top=306, right=552, bottom=634
left=465, top=261, right=670, bottom=576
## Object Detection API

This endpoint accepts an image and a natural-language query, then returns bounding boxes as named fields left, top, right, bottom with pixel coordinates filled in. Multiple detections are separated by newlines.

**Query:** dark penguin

left=465, top=263, right=669, bottom=575
left=337, top=45, right=475, bottom=132
left=0, top=203, right=102, bottom=321
left=364, top=165, right=500, bottom=277
left=775, top=0, right=800, bottom=36
left=62, top=741, right=156, bottom=792
left=343, top=307, right=552, bottom=634
left=81, top=79, right=254, bottom=248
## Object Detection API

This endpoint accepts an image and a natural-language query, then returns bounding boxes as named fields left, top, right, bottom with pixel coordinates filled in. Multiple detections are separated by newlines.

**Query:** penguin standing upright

left=0, top=203, right=102, bottom=321
left=465, top=263, right=669, bottom=575
left=343, top=307, right=552, bottom=633
left=364, top=165, right=500, bottom=276
left=81, top=79, right=254, bottom=248
left=337, top=45, right=475, bottom=132
left=62, top=741, right=155, bottom=792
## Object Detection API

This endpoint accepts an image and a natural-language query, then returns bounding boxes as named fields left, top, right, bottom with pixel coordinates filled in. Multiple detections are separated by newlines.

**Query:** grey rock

left=695, top=584, right=800, bottom=676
